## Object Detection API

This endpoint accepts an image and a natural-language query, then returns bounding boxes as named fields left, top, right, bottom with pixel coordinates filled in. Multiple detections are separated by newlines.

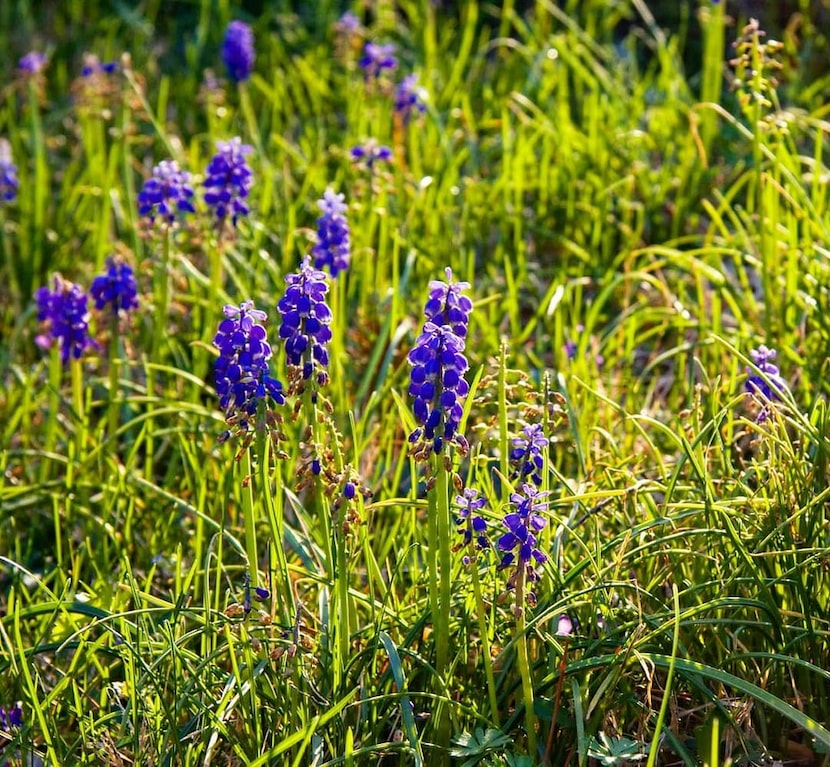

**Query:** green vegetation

left=1, top=1, right=830, bottom=764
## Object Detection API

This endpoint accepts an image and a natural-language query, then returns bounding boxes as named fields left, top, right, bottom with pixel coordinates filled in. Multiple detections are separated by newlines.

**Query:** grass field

left=2, top=1, right=830, bottom=765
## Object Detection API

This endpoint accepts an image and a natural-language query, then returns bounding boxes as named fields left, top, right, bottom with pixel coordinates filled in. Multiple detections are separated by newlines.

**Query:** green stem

left=41, top=344, right=62, bottom=486
left=240, top=445, right=259, bottom=590
left=515, top=571, right=538, bottom=758
left=470, top=559, right=500, bottom=727
left=107, top=314, right=120, bottom=444
left=261, top=430, right=292, bottom=626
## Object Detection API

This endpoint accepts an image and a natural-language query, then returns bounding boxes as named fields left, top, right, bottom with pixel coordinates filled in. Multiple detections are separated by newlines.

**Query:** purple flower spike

left=223, top=21, right=255, bottom=83
left=35, top=275, right=93, bottom=364
left=312, top=188, right=351, bottom=278
left=214, top=301, right=284, bottom=438
left=424, top=267, right=472, bottom=338
left=137, top=159, right=195, bottom=226
left=18, top=51, right=47, bottom=74
left=350, top=139, right=393, bottom=172
left=454, top=487, right=489, bottom=560
left=0, top=139, right=19, bottom=204
left=497, top=482, right=550, bottom=601
left=359, top=41, right=397, bottom=80
left=203, top=137, right=254, bottom=228
left=91, top=257, right=139, bottom=315
left=510, top=423, right=548, bottom=487
left=745, top=344, right=787, bottom=422
left=277, top=256, right=333, bottom=386
left=394, top=74, right=427, bottom=123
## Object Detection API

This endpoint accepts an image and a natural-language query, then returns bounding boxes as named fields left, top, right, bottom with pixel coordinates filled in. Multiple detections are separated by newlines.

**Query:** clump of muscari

left=223, top=20, right=255, bottom=83
left=312, top=189, right=351, bottom=278
left=213, top=301, right=284, bottom=442
left=35, top=275, right=93, bottom=364
left=203, top=137, right=254, bottom=228
left=137, top=159, right=195, bottom=226
left=90, top=257, right=139, bottom=316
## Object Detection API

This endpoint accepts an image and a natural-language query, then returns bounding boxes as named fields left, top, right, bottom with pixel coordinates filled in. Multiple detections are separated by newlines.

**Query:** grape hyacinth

left=394, top=74, right=427, bottom=123
left=497, top=482, right=549, bottom=603
left=745, top=344, right=787, bottom=421
left=510, top=423, right=548, bottom=487
left=213, top=301, right=284, bottom=439
left=18, top=51, right=47, bottom=74
left=424, top=267, right=472, bottom=337
left=203, top=137, right=254, bottom=228
left=91, top=257, right=139, bottom=315
left=222, top=20, right=255, bottom=83
left=35, top=274, right=93, bottom=364
left=81, top=55, right=118, bottom=77
left=350, top=140, right=393, bottom=172
left=277, top=256, right=333, bottom=387
left=0, top=701, right=22, bottom=729
left=454, top=487, right=489, bottom=564
left=312, top=188, right=351, bottom=277
left=137, top=159, right=195, bottom=225
left=359, top=41, right=397, bottom=80
left=0, top=139, right=18, bottom=204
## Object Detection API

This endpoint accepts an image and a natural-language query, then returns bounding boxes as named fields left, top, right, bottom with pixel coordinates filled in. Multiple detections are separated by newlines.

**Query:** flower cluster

left=350, top=139, right=392, bottom=172
left=203, top=137, right=254, bottom=228
left=454, top=488, right=489, bottom=564
left=0, top=139, right=18, bottom=204
left=90, top=257, right=139, bottom=315
left=18, top=51, right=46, bottom=74
left=312, top=188, right=351, bottom=277
left=223, top=20, right=255, bottom=83
left=214, top=301, right=284, bottom=438
left=35, top=275, right=93, bottom=364
left=497, top=483, right=549, bottom=604
left=408, top=270, right=472, bottom=456
left=137, top=159, right=195, bottom=226
left=0, top=701, right=22, bottom=729
left=394, top=74, right=427, bottom=123
left=745, top=345, right=787, bottom=422
left=510, top=423, right=548, bottom=487
left=359, top=41, right=397, bottom=80
left=277, top=256, right=333, bottom=387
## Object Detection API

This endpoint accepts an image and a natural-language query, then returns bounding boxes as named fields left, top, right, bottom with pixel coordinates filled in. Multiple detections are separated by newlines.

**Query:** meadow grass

left=1, top=1, right=830, bottom=765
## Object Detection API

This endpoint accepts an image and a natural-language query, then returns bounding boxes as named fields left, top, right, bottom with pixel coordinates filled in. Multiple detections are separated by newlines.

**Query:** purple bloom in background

left=0, top=139, right=19, bottom=204
left=510, top=423, right=548, bottom=487
left=424, top=267, right=472, bottom=338
left=223, top=20, right=255, bottom=83
left=91, top=257, right=139, bottom=315
left=337, top=11, right=361, bottom=35
left=137, top=159, right=195, bottom=225
left=394, top=74, right=427, bottom=123
left=497, top=482, right=549, bottom=598
left=203, top=137, right=254, bottom=227
left=81, top=54, right=118, bottom=77
left=350, top=140, right=393, bottom=172
left=745, top=344, right=787, bottom=421
left=359, top=41, right=397, bottom=80
left=312, top=188, right=351, bottom=277
left=277, top=256, right=333, bottom=385
left=454, top=488, right=489, bottom=563
left=0, top=701, right=23, bottom=729
left=214, top=301, right=284, bottom=436
left=556, top=614, right=574, bottom=637
left=35, top=274, right=93, bottom=364
left=408, top=321, right=470, bottom=455
left=18, top=51, right=47, bottom=74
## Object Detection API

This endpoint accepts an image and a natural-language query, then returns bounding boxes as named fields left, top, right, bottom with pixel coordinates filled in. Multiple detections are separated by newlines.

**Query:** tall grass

left=2, top=1, right=830, bottom=765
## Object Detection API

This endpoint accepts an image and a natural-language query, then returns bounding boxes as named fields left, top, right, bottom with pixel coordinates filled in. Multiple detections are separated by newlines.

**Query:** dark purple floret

left=350, top=140, right=393, bottom=172
left=18, top=51, right=46, bottom=74
left=223, top=20, right=255, bottom=83
left=0, top=701, right=23, bottom=729
left=359, top=41, right=397, bottom=79
left=312, top=188, right=351, bottom=278
left=213, top=301, right=284, bottom=435
left=91, top=257, right=139, bottom=315
left=497, top=482, right=549, bottom=592
left=344, top=481, right=357, bottom=500
left=423, top=267, right=472, bottom=338
left=394, top=74, right=427, bottom=123
left=510, top=423, right=548, bottom=487
left=277, top=256, right=333, bottom=384
left=203, top=137, right=254, bottom=227
left=455, top=487, right=489, bottom=557
left=407, top=321, right=470, bottom=454
left=35, top=274, right=93, bottom=364
left=0, top=140, right=18, bottom=203
left=137, top=159, right=195, bottom=225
